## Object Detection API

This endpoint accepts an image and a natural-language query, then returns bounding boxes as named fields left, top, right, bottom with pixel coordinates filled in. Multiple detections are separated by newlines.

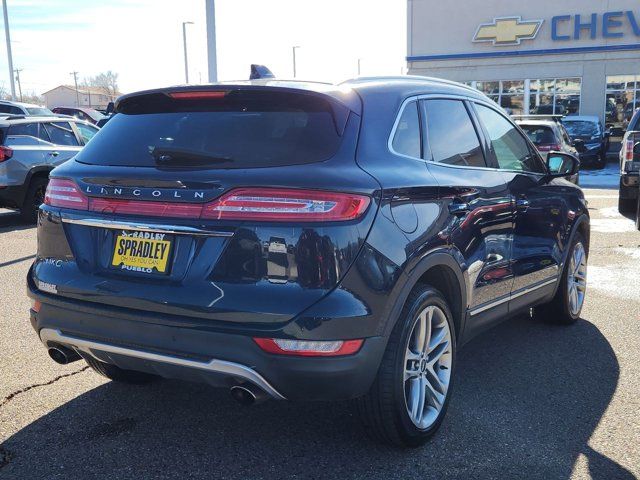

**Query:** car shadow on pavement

left=0, top=315, right=632, bottom=480
left=0, top=211, right=34, bottom=233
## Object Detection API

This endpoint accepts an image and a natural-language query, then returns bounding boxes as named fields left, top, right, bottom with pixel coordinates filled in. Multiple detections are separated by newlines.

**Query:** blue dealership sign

left=552, top=11, right=640, bottom=41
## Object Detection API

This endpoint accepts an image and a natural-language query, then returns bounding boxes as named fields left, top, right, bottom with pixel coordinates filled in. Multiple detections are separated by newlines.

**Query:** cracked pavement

left=0, top=174, right=639, bottom=479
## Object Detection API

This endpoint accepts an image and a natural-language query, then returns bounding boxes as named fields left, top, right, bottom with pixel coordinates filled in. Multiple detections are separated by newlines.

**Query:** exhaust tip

left=48, top=346, right=80, bottom=365
left=230, top=385, right=257, bottom=406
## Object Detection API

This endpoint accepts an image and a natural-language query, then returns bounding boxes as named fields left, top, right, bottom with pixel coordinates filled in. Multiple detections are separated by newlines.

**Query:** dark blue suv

left=28, top=77, right=589, bottom=446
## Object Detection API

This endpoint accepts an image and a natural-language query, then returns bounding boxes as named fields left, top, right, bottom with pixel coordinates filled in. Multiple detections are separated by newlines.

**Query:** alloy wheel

left=403, top=305, right=452, bottom=429
left=567, top=242, right=587, bottom=316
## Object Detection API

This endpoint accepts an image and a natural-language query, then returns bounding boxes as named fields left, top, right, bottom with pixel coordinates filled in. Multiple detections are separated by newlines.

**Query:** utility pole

left=357, top=58, right=361, bottom=76
left=14, top=68, right=21, bottom=101
left=182, top=21, right=194, bottom=83
left=292, top=46, right=300, bottom=78
left=70, top=71, right=80, bottom=107
left=205, top=0, right=217, bottom=83
left=2, top=0, right=16, bottom=100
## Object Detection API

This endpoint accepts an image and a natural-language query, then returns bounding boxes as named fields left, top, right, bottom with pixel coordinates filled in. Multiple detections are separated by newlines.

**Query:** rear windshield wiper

left=150, top=146, right=233, bottom=166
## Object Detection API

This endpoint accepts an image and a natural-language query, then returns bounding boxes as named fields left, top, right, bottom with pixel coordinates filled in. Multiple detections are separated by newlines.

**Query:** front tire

left=356, top=285, right=456, bottom=447
left=534, top=233, right=587, bottom=324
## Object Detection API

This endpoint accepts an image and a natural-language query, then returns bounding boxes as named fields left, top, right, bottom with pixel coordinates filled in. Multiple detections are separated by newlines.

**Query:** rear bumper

left=28, top=277, right=387, bottom=401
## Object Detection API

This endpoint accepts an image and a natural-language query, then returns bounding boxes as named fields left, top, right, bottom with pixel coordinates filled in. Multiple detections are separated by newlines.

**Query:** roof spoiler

left=250, top=65, right=275, bottom=80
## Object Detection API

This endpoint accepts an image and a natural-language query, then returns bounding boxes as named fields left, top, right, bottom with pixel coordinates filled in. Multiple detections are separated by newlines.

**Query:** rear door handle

left=448, top=202, right=469, bottom=216
left=516, top=198, right=530, bottom=211
left=48, top=151, right=60, bottom=157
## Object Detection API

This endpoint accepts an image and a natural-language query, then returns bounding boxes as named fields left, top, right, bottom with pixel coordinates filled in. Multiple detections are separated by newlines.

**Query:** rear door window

left=9, top=123, right=39, bottom=138
left=75, top=90, right=346, bottom=168
left=423, top=99, right=486, bottom=167
left=520, top=125, right=557, bottom=145
left=43, top=122, right=79, bottom=146
left=391, top=101, right=421, bottom=158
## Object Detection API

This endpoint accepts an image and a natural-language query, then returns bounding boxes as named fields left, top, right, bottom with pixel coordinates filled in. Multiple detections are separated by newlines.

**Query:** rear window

left=519, top=125, right=557, bottom=145
left=562, top=120, right=599, bottom=138
left=75, top=90, right=346, bottom=168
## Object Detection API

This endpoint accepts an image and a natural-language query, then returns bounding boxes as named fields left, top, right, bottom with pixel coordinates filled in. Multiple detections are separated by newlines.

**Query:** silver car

left=0, top=100, right=55, bottom=117
left=0, top=116, right=99, bottom=221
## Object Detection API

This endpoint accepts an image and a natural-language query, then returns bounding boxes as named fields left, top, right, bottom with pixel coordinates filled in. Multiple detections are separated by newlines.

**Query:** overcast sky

left=0, top=0, right=407, bottom=96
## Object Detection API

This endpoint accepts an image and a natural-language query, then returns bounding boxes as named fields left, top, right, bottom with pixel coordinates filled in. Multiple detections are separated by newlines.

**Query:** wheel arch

left=382, top=251, right=467, bottom=343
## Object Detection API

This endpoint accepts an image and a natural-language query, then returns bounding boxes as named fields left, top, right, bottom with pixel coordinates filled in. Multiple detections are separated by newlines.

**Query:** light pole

left=70, top=71, right=80, bottom=106
left=292, top=46, right=300, bottom=78
left=14, top=68, right=21, bottom=101
left=182, top=21, right=194, bottom=84
left=205, top=0, right=217, bottom=83
left=357, top=58, right=361, bottom=76
left=2, top=0, right=16, bottom=100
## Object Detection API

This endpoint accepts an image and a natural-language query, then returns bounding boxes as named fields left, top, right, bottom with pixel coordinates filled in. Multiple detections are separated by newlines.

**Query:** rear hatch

left=519, top=124, right=560, bottom=152
left=33, top=85, right=379, bottom=329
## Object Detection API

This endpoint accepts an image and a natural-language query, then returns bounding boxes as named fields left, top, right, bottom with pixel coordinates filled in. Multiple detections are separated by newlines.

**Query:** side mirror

left=573, top=139, right=586, bottom=153
left=547, top=151, right=580, bottom=178
left=105, top=102, right=115, bottom=115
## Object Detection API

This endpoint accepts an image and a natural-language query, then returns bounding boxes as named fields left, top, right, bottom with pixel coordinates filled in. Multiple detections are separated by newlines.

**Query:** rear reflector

left=43, top=181, right=370, bottom=222
left=201, top=188, right=370, bottom=221
left=44, top=178, right=89, bottom=209
left=31, top=299, right=41, bottom=313
left=168, top=91, right=227, bottom=100
left=536, top=144, right=561, bottom=152
left=253, top=338, right=364, bottom=357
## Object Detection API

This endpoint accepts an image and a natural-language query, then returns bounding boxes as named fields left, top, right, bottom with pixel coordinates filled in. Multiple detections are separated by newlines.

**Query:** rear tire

left=20, top=177, right=48, bottom=223
left=595, top=153, right=606, bottom=169
left=84, top=356, right=157, bottom=384
left=635, top=195, right=640, bottom=231
left=356, top=285, right=456, bottom=447
left=534, top=232, right=587, bottom=325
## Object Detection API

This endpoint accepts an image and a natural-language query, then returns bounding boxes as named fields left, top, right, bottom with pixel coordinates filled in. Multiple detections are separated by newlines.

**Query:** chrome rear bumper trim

left=40, top=328, right=285, bottom=400
left=60, top=216, right=233, bottom=237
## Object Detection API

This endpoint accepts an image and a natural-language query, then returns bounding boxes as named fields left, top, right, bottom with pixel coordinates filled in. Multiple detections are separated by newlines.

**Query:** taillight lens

left=253, top=338, right=364, bottom=357
left=201, top=188, right=370, bottom=222
left=0, top=146, right=13, bottom=162
left=537, top=144, right=561, bottom=152
left=43, top=182, right=370, bottom=222
left=44, top=178, right=89, bottom=210
left=168, top=91, right=227, bottom=100
left=624, top=138, right=634, bottom=162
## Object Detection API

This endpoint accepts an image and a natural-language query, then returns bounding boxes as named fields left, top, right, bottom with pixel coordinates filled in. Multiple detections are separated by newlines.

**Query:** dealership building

left=407, top=0, right=640, bottom=132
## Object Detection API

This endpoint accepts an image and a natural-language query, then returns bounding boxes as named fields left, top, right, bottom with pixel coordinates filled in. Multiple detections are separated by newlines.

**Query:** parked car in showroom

left=28, top=77, right=588, bottom=447
left=51, top=106, right=106, bottom=125
left=561, top=115, right=609, bottom=169
left=618, top=108, right=640, bottom=214
left=0, top=100, right=55, bottom=116
left=0, top=116, right=99, bottom=221
left=514, top=115, right=580, bottom=183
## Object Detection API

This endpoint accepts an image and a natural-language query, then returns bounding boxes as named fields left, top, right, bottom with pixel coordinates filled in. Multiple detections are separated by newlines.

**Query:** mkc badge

left=473, top=16, right=543, bottom=46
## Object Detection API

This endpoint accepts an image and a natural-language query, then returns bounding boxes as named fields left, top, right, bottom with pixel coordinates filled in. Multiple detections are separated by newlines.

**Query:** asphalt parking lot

left=0, top=165, right=638, bottom=480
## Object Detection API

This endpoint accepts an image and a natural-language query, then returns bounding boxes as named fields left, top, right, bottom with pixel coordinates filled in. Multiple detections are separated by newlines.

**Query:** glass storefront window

left=605, top=75, right=639, bottom=136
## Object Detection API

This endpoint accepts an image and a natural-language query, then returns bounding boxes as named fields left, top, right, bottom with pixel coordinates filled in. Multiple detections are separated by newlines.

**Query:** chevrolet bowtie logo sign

left=473, top=16, right=543, bottom=46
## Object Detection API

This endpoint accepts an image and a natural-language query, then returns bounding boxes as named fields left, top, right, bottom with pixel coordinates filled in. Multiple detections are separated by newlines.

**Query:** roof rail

left=512, top=114, right=565, bottom=123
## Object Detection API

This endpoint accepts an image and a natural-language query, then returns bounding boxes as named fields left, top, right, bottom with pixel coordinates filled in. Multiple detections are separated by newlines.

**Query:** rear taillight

left=537, top=144, right=561, bottom=152
left=253, top=338, right=364, bottom=357
left=0, top=146, right=13, bottom=162
left=201, top=188, right=370, bottom=222
left=624, top=138, right=634, bottom=162
left=89, top=198, right=202, bottom=217
left=44, top=178, right=89, bottom=210
left=43, top=182, right=370, bottom=222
